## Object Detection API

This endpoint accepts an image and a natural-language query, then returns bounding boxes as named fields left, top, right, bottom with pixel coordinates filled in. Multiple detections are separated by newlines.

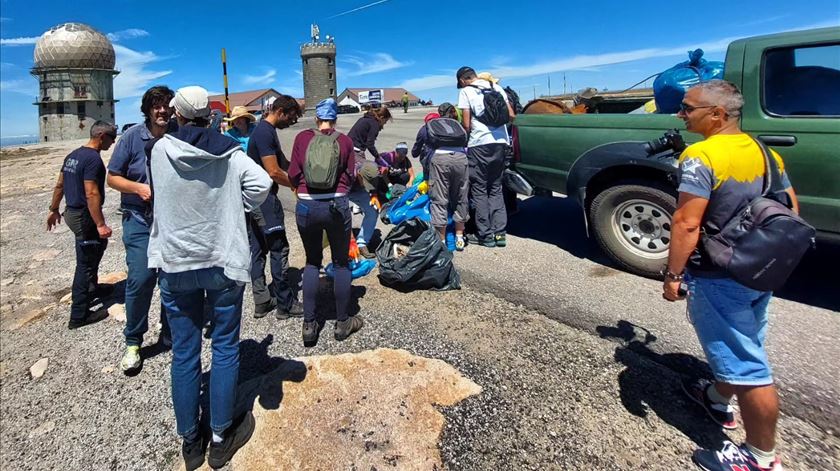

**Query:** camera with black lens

left=644, top=129, right=686, bottom=155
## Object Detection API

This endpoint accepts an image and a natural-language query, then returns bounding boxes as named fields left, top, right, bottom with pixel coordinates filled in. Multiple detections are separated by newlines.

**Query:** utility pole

left=563, top=73, right=567, bottom=95
left=548, top=74, right=551, bottom=97
left=533, top=85, right=536, bottom=100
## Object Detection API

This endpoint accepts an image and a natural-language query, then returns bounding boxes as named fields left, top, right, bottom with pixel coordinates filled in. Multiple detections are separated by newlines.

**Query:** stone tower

left=30, top=23, right=119, bottom=143
left=301, top=25, right=336, bottom=111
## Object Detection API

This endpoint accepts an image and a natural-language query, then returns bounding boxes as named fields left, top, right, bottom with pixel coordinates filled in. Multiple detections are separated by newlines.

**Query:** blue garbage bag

left=653, top=49, right=725, bottom=114
left=324, top=258, right=377, bottom=279
left=384, top=183, right=430, bottom=225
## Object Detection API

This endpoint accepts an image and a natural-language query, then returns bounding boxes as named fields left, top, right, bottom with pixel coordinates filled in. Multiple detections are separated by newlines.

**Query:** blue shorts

left=686, top=274, right=774, bottom=386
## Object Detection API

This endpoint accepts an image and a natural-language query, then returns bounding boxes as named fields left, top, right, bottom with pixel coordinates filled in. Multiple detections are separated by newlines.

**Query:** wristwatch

left=48, top=205, right=60, bottom=212
left=661, top=268, right=684, bottom=281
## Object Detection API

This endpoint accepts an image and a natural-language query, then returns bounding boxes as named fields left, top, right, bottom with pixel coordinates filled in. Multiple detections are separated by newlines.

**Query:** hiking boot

left=67, top=309, right=108, bottom=329
left=182, top=432, right=208, bottom=471
left=358, top=245, right=376, bottom=259
left=302, top=320, right=323, bottom=347
left=466, top=234, right=496, bottom=247
left=494, top=232, right=507, bottom=247
left=455, top=235, right=465, bottom=252
left=253, top=298, right=277, bottom=319
left=207, top=412, right=255, bottom=469
left=682, top=378, right=737, bottom=430
left=276, top=300, right=304, bottom=320
left=693, top=441, right=783, bottom=471
left=119, top=346, right=142, bottom=373
left=335, top=315, right=364, bottom=341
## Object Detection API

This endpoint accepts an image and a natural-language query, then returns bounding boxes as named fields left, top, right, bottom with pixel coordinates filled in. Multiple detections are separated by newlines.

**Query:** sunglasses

left=106, top=133, right=118, bottom=139
left=679, top=103, right=716, bottom=113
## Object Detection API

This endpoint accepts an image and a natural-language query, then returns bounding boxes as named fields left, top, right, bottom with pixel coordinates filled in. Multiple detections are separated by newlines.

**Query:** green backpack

left=304, top=130, right=341, bottom=190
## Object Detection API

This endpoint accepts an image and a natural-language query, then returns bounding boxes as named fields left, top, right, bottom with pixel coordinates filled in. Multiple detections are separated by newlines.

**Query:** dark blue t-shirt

left=246, top=119, right=284, bottom=194
left=62, top=146, right=105, bottom=210
left=107, top=122, right=154, bottom=208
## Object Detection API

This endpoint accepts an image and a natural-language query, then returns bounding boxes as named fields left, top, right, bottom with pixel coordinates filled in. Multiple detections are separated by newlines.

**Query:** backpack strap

left=753, top=137, right=791, bottom=206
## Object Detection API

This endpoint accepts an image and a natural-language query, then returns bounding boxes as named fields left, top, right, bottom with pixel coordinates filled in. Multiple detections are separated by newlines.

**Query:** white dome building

left=30, top=23, right=119, bottom=143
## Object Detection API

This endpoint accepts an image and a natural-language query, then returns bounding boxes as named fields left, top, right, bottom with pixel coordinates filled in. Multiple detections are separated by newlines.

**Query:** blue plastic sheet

left=653, top=49, right=725, bottom=114
left=324, top=258, right=377, bottom=279
left=384, top=181, right=457, bottom=251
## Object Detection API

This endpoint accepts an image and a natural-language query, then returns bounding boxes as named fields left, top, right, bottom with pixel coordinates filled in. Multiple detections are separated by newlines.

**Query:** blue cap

left=316, top=98, right=338, bottom=120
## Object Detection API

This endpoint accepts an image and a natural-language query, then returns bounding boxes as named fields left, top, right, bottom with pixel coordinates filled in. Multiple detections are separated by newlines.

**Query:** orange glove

left=348, top=236, right=360, bottom=261
left=369, top=195, right=382, bottom=211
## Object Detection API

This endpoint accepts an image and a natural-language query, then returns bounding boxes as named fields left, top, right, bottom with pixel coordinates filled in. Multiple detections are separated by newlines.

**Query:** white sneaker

left=119, top=346, right=142, bottom=372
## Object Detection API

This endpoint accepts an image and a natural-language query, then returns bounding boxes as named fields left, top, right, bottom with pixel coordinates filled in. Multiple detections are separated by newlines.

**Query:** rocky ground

left=2, top=111, right=838, bottom=470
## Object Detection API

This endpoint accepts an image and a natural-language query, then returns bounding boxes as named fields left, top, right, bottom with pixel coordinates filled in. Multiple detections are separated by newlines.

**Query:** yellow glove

left=418, top=181, right=429, bottom=195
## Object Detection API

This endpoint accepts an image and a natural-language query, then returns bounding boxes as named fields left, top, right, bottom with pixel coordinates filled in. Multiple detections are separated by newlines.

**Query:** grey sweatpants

left=467, top=143, right=507, bottom=238
left=429, top=150, right=469, bottom=228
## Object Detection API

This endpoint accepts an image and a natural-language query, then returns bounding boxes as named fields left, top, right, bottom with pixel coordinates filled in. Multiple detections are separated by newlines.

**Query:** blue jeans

left=159, top=267, right=244, bottom=437
left=348, top=188, right=378, bottom=247
left=122, top=209, right=168, bottom=346
left=687, top=274, right=774, bottom=386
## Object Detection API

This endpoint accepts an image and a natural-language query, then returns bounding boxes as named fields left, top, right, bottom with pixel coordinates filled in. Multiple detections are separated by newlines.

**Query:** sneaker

left=182, top=433, right=208, bottom=471
left=302, top=320, right=323, bottom=347
left=253, top=298, right=277, bottom=319
left=682, top=378, right=737, bottom=430
left=276, top=299, right=304, bottom=320
left=466, top=234, right=496, bottom=247
left=207, top=412, right=256, bottom=469
left=693, top=441, right=783, bottom=471
left=455, top=235, right=465, bottom=252
left=119, top=346, right=142, bottom=372
left=358, top=245, right=376, bottom=259
left=335, top=315, right=364, bottom=341
left=67, top=309, right=108, bottom=329
left=494, top=232, right=507, bottom=247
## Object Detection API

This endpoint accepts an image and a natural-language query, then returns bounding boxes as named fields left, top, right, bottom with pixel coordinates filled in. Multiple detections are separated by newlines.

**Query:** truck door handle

left=758, top=135, right=797, bottom=146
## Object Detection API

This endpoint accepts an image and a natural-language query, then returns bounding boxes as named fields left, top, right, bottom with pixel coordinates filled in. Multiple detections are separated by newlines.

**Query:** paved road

left=277, top=108, right=840, bottom=434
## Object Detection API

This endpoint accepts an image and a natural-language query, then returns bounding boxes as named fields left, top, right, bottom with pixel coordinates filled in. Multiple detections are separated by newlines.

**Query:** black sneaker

left=276, top=299, right=304, bottom=320
left=494, top=232, right=507, bottom=247
left=302, top=320, right=323, bottom=348
left=682, top=378, right=737, bottom=430
left=335, top=315, right=364, bottom=341
left=466, top=234, right=496, bottom=247
left=182, top=431, right=209, bottom=471
left=207, top=412, right=256, bottom=469
left=253, top=298, right=277, bottom=319
left=67, top=309, right=108, bottom=329
left=692, top=441, right=782, bottom=471
left=358, top=245, right=376, bottom=259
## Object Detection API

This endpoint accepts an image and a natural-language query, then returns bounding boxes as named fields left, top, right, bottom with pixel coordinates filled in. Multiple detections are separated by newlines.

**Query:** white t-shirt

left=457, top=79, right=510, bottom=147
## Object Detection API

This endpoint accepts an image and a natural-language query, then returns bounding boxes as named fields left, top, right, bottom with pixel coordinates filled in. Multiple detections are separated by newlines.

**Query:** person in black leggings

left=287, top=98, right=363, bottom=346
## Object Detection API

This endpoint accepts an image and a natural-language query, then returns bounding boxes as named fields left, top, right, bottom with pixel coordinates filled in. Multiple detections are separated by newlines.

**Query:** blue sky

left=1, top=0, right=838, bottom=137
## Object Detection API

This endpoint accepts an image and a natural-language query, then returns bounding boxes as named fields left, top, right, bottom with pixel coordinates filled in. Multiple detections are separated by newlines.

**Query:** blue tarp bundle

left=654, top=49, right=725, bottom=114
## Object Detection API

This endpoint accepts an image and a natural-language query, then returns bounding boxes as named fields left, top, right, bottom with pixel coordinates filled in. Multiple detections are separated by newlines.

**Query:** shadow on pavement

left=597, top=320, right=728, bottom=450
left=512, top=195, right=840, bottom=312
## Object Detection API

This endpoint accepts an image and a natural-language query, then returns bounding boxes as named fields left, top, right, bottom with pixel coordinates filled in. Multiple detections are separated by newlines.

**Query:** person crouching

left=287, top=98, right=364, bottom=346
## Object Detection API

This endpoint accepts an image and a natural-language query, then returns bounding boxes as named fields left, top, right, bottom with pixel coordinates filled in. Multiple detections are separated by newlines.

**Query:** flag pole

left=221, top=48, right=231, bottom=116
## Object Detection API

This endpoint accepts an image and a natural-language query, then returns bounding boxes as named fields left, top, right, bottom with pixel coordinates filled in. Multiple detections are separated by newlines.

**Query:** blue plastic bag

left=653, top=49, right=724, bottom=114
left=324, top=258, right=377, bottom=279
left=383, top=180, right=458, bottom=252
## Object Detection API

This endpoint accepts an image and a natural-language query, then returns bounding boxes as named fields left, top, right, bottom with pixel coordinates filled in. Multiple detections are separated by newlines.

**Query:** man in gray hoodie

left=146, top=86, right=271, bottom=471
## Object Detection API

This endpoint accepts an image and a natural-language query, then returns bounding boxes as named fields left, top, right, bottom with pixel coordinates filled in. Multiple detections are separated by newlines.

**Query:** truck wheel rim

left=611, top=199, right=671, bottom=258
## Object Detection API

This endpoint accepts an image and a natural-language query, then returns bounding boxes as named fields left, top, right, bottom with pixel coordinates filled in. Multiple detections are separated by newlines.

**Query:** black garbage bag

left=376, top=218, right=461, bottom=292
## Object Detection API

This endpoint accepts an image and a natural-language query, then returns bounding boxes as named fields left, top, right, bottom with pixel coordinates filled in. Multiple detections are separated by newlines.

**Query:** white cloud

left=0, top=36, right=38, bottom=46
left=113, top=44, right=172, bottom=98
left=0, top=79, right=36, bottom=95
left=242, top=69, right=277, bottom=85
left=342, top=53, right=411, bottom=77
left=328, top=0, right=391, bottom=19
left=107, top=29, right=150, bottom=42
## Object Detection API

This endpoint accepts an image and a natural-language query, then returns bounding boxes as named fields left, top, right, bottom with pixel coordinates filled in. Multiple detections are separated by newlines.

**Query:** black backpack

left=425, top=118, right=467, bottom=148
left=504, top=86, right=524, bottom=114
left=702, top=138, right=815, bottom=291
left=469, top=84, right=510, bottom=127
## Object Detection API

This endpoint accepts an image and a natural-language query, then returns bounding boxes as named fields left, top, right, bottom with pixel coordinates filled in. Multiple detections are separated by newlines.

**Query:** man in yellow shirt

left=663, top=80, right=798, bottom=471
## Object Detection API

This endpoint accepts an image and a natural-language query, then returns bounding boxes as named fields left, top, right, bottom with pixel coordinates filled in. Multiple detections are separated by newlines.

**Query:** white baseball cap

left=169, top=86, right=211, bottom=120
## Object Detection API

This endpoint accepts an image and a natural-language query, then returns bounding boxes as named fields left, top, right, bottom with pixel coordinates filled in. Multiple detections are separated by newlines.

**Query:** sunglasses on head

left=679, top=103, right=716, bottom=113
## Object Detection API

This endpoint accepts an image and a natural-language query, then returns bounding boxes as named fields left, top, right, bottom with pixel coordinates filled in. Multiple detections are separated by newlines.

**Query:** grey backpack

left=702, top=138, right=815, bottom=291
left=304, top=130, right=341, bottom=190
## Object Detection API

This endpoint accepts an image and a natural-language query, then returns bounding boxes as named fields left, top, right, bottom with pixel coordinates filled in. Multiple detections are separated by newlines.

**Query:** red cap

left=424, top=112, right=440, bottom=123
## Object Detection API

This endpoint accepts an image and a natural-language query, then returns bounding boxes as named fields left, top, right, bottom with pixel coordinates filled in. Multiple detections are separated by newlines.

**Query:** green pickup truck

left=509, top=27, right=840, bottom=278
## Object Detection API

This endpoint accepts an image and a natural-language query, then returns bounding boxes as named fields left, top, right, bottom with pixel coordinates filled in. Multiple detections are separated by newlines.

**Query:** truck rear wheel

left=589, top=182, right=676, bottom=278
